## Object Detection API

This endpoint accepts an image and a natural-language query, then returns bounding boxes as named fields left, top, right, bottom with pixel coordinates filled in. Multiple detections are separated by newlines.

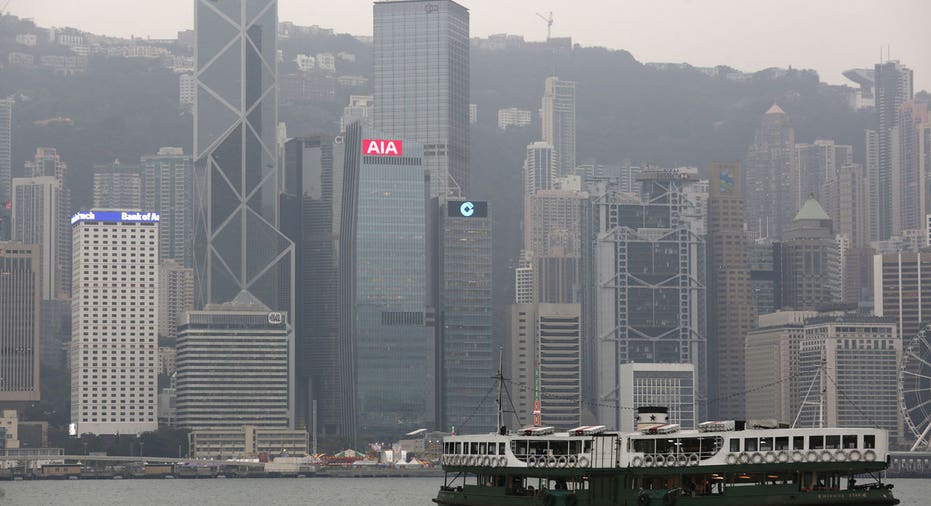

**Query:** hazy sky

left=12, top=0, right=931, bottom=90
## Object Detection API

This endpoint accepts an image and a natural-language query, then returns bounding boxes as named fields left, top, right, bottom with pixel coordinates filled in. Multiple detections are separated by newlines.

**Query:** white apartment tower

left=70, top=210, right=160, bottom=435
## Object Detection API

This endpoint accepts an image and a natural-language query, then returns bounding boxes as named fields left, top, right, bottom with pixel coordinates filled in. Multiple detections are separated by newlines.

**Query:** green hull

left=434, top=464, right=899, bottom=506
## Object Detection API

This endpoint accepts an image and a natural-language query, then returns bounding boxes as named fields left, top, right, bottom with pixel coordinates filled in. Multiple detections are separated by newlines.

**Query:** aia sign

left=362, top=139, right=403, bottom=156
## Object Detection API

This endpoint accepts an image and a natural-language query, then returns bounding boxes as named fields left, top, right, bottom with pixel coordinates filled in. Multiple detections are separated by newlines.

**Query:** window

left=809, top=436, right=824, bottom=450
left=825, top=436, right=840, bottom=450
left=775, top=437, right=789, bottom=451
left=744, top=438, right=758, bottom=452
left=843, top=435, right=857, bottom=449
left=729, top=439, right=740, bottom=452
left=864, top=435, right=875, bottom=449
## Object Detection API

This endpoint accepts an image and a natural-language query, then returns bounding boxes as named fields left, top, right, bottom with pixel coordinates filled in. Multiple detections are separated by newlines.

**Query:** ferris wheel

left=900, top=324, right=931, bottom=451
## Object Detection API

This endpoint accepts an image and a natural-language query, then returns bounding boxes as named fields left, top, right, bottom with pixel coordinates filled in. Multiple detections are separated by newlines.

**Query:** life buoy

left=567, top=455, right=578, bottom=467
left=764, top=452, right=777, bottom=464
left=498, top=456, right=507, bottom=467
left=578, top=456, right=590, bottom=468
left=738, top=452, right=750, bottom=464
left=821, top=451, right=833, bottom=463
left=726, top=453, right=738, bottom=465
left=807, top=451, right=819, bottom=463
left=470, top=455, right=478, bottom=466
left=864, top=450, right=877, bottom=462
left=643, top=455, right=654, bottom=467
left=666, top=455, right=676, bottom=467
left=489, top=456, right=497, bottom=467
left=548, top=456, right=558, bottom=468
left=834, top=450, right=847, bottom=462
left=751, top=452, right=764, bottom=464
left=792, top=451, right=804, bottom=463
left=849, top=450, right=862, bottom=462
left=676, top=454, right=688, bottom=467
left=655, top=455, right=666, bottom=467
left=688, top=453, right=700, bottom=466
left=631, top=456, right=643, bottom=467
left=557, top=456, right=568, bottom=468
left=526, top=456, right=536, bottom=468
left=482, top=456, right=491, bottom=467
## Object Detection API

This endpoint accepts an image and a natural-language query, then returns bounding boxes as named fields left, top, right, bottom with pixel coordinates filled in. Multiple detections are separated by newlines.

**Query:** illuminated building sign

left=719, top=169, right=735, bottom=193
left=448, top=200, right=487, bottom=218
left=362, top=139, right=403, bottom=156
left=267, top=312, right=283, bottom=325
left=71, top=211, right=161, bottom=225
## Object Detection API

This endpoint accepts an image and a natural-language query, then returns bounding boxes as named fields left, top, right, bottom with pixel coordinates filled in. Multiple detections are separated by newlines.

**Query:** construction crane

left=536, top=11, right=553, bottom=41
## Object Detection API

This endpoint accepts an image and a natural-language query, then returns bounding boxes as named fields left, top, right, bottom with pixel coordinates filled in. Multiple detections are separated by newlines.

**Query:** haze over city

left=12, top=0, right=931, bottom=90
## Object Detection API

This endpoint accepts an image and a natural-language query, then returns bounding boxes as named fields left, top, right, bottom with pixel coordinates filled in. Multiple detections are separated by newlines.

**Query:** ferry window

left=744, top=438, right=758, bottom=451
left=499, top=443, right=506, bottom=455
left=455, top=442, right=462, bottom=454
left=633, top=439, right=653, bottom=453
left=825, top=436, right=840, bottom=449
left=487, top=443, right=495, bottom=455
left=843, top=435, right=857, bottom=449
left=479, top=443, right=487, bottom=455
left=864, top=435, right=876, bottom=449
left=809, top=436, right=824, bottom=449
left=759, top=438, right=773, bottom=451
left=471, top=442, right=479, bottom=454
left=775, top=437, right=789, bottom=450
left=729, top=439, right=740, bottom=452
left=569, top=441, right=582, bottom=455
left=793, top=436, right=804, bottom=450
left=584, top=440, right=593, bottom=453
left=529, top=441, right=548, bottom=456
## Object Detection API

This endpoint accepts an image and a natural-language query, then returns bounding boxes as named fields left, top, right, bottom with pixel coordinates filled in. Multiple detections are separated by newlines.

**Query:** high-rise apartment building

left=706, top=162, right=754, bottom=419
left=373, top=0, right=470, bottom=198
left=745, top=104, right=796, bottom=239
left=93, top=161, right=142, bottom=209
left=70, top=211, right=160, bottom=435
left=873, top=251, right=931, bottom=341
left=11, top=177, right=61, bottom=300
left=524, top=189, right=586, bottom=304
left=523, top=142, right=557, bottom=195
left=748, top=240, right=780, bottom=318
left=498, top=107, right=532, bottom=130
left=440, top=200, right=494, bottom=433
left=349, top=129, right=436, bottom=440
left=541, top=77, right=576, bottom=176
left=515, top=250, right=534, bottom=304
left=866, top=129, right=881, bottom=242
left=340, top=95, right=373, bottom=132
left=780, top=197, right=840, bottom=310
left=796, top=316, right=901, bottom=442
left=175, top=302, right=290, bottom=430
left=822, top=163, right=869, bottom=249
left=593, top=169, right=706, bottom=429
left=193, top=0, right=293, bottom=318
left=873, top=60, right=913, bottom=240
left=894, top=101, right=929, bottom=235
left=158, top=260, right=194, bottom=341
left=281, top=134, right=352, bottom=444
left=0, top=98, right=11, bottom=209
left=23, top=148, right=70, bottom=297
left=794, top=140, right=852, bottom=205
left=141, top=147, right=194, bottom=268
left=0, top=242, right=41, bottom=404
left=508, top=303, right=581, bottom=430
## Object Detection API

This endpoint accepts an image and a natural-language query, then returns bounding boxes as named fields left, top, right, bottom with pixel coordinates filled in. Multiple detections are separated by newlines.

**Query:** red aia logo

left=362, top=139, right=403, bottom=156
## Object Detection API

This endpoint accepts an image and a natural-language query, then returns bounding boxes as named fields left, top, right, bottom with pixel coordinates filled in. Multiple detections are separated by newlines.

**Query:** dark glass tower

left=193, top=0, right=292, bottom=315
left=373, top=0, right=470, bottom=199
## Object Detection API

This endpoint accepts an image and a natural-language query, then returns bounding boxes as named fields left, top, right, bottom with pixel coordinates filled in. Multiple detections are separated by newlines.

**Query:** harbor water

left=0, top=477, right=930, bottom=505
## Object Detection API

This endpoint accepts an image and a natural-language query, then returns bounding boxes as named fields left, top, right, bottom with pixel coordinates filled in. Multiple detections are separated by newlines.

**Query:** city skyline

left=11, top=1, right=931, bottom=91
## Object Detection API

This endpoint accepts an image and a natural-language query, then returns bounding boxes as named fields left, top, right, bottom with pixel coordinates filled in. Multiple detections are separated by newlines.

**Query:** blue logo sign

left=71, top=210, right=161, bottom=225
left=460, top=201, right=475, bottom=217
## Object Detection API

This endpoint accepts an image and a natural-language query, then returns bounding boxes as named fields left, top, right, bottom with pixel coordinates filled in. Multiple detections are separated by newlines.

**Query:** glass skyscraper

left=348, top=126, right=435, bottom=440
left=142, top=147, right=194, bottom=268
left=373, top=0, right=470, bottom=199
left=193, top=0, right=293, bottom=317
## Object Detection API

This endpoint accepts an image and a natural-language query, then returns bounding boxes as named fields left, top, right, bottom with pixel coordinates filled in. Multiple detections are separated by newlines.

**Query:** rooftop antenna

left=535, top=11, right=554, bottom=41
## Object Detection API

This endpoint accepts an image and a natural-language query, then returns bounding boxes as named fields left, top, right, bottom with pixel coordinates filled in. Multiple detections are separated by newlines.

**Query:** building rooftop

left=793, top=196, right=830, bottom=221
left=765, top=103, right=785, bottom=115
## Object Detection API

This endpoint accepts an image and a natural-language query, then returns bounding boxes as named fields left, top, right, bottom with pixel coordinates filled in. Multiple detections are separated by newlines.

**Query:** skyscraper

left=158, top=259, right=194, bottom=341
left=593, top=169, right=706, bottom=429
left=873, top=251, right=931, bottom=341
left=373, top=0, right=470, bottom=199
left=0, top=242, right=40, bottom=404
left=893, top=101, right=928, bottom=235
left=175, top=301, right=290, bottom=430
left=349, top=128, right=435, bottom=440
left=11, top=177, right=61, bottom=300
left=193, top=0, right=293, bottom=318
left=24, top=148, right=70, bottom=297
left=873, top=60, right=913, bottom=240
left=523, top=141, right=557, bottom=195
left=745, top=104, right=796, bottom=239
left=70, top=210, right=160, bottom=435
left=706, top=162, right=754, bottom=420
left=822, top=163, right=870, bottom=249
left=440, top=199, right=494, bottom=433
left=282, top=135, right=352, bottom=444
left=524, top=189, right=586, bottom=304
left=93, top=161, right=142, bottom=209
left=780, top=197, right=840, bottom=310
left=0, top=99, right=11, bottom=210
left=794, top=140, right=852, bottom=205
left=541, top=77, right=576, bottom=176
left=141, top=147, right=194, bottom=268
